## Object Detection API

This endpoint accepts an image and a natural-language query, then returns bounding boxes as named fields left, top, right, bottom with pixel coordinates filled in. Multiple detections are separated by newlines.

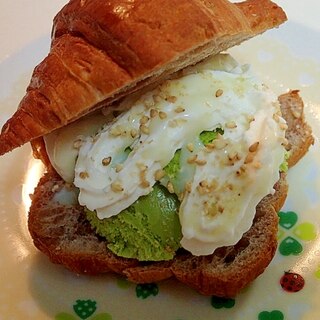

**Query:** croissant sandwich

left=0, top=0, right=314, bottom=297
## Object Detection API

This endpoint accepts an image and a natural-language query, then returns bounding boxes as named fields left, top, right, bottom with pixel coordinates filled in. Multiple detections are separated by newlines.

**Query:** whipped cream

left=45, top=54, right=287, bottom=256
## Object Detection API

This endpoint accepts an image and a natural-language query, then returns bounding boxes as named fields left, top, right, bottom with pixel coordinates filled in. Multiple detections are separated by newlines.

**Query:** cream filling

left=44, top=54, right=286, bottom=256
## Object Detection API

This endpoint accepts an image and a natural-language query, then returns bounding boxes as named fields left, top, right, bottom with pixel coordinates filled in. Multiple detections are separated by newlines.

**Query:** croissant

left=0, top=0, right=286, bottom=155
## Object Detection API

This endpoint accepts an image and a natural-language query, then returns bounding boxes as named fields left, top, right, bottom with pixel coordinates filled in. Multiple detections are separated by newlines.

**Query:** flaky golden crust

left=0, top=0, right=286, bottom=155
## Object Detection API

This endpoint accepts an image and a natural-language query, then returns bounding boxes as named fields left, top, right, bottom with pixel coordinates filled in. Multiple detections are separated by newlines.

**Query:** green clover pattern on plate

left=277, top=211, right=317, bottom=256
left=55, top=300, right=112, bottom=320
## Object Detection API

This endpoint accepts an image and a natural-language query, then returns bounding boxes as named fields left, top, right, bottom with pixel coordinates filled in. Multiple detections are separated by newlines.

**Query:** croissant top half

left=0, top=0, right=286, bottom=155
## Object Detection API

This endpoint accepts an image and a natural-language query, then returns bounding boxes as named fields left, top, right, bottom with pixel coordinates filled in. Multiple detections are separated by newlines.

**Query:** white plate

left=0, top=1, right=320, bottom=319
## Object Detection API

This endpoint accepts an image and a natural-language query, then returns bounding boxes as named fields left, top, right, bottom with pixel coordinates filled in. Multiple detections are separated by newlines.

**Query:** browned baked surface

left=279, top=90, right=314, bottom=167
left=28, top=170, right=285, bottom=297
left=0, top=0, right=286, bottom=155
left=28, top=91, right=313, bottom=297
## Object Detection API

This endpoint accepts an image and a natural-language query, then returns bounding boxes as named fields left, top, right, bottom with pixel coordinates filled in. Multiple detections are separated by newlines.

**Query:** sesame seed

left=199, top=180, right=208, bottom=187
left=215, top=89, right=224, bottom=97
left=137, top=163, right=148, bottom=171
left=228, top=151, right=240, bottom=162
left=205, top=143, right=215, bottom=150
left=138, top=163, right=150, bottom=188
left=140, top=115, right=149, bottom=125
left=159, top=111, right=167, bottom=119
left=102, top=157, right=112, bottom=166
left=92, top=135, right=100, bottom=143
left=253, top=161, right=262, bottom=169
left=175, top=106, right=185, bottom=113
left=197, top=179, right=218, bottom=195
left=111, top=181, right=124, bottom=192
left=140, top=124, right=150, bottom=134
left=225, top=183, right=233, bottom=191
left=236, top=165, right=246, bottom=176
left=79, top=171, right=89, bottom=179
left=204, top=146, right=214, bottom=153
left=273, top=114, right=280, bottom=123
left=167, top=182, right=175, bottom=194
left=140, top=180, right=150, bottom=188
left=169, top=119, right=178, bottom=128
left=144, top=100, right=154, bottom=109
left=115, top=164, right=123, bottom=172
left=244, top=152, right=254, bottom=164
left=177, top=118, right=187, bottom=125
left=195, top=158, right=207, bottom=166
left=150, top=108, right=158, bottom=118
left=225, top=121, right=237, bottom=129
left=110, top=126, right=123, bottom=137
left=185, top=182, right=192, bottom=193
left=73, top=139, right=83, bottom=150
left=130, top=128, right=138, bottom=138
left=249, top=141, right=259, bottom=153
left=153, top=94, right=162, bottom=103
left=213, top=138, right=228, bottom=150
left=178, top=191, right=186, bottom=201
left=197, top=184, right=208, bottom=195
left=204, top=202, right=219, bottom=217
left=247, top=115, right=255, bottom=123
left=166, top=95, right=177, bottom=103
left=187, top=154, right=198, bottom=164
left=187, top=143, right=194, bottom=152
left=210, top=179, right=218, bottom=190
left=280, top=123, right=288, bottom=130
left=154, top=169, right=166, bottom=181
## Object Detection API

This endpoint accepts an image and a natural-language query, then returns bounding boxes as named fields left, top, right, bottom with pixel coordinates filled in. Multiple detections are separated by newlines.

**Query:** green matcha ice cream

left=85, top=129, right=224, bottom=261
left=86, top=184, right=182, bottom=261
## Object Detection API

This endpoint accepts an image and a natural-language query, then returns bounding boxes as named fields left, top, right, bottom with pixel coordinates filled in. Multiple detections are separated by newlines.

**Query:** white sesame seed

left=140, top=115, right=149, bottom=125
left=244, top=152, right=254, bottom=164
left=73, top=139, right=83, bottom=150
left=140, top=124, right=150, bottom=134
left=195, top=158, right=207, bottom=166
left=273, top=114, right=280, bottom=123
left=166, top=96, right=177, bottom=103
left=215, top=89, right=224, bottom=97
left=111, top=181, right=124, bottom=192
left=115, top=164, right=123, bottom=172
left=175, top=106, right=185, bottom=113
left=187, top=154, right=198, bottom=164
left=140, top=180, right=150, bottom=188
left=154, top=169, right=166, bottom=181
left=187, top=143, right=194, bottom=152
left=249, top=141, right=259, bottom=153
left=253, top=161, right=262, bottom=169
left=159, top=111, right=167, bottom=119
left=280, top=123, right=288, bottom=130
left=185, top=182, right=192, bottom=193
left=102, top=157, right=112, bottom=166
left=150, top=108, right=158, bottom=118
left=79, top=171, right=89, bottom=179
left=225, top=121, right=237, bottom=129
left=130, top=128, right=138, bottom=138
left=167, top=182, right=175, bottom=193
